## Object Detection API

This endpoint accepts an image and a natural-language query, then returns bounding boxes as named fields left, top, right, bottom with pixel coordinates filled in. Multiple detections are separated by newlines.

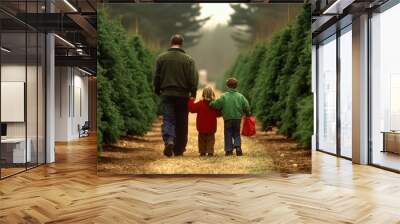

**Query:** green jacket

left=210, top=89, right=251, bottom=120
left=153, top=48, right=198, bottom=98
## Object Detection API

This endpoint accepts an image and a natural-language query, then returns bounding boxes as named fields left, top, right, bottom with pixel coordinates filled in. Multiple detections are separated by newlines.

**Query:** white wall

left=1, top=65, right=36, bottom=138
left=1, top=64, right=46, bottom=164
left=72, top=72, right=89, bottom=138
left=1, top=66, right=26, bottom=139
left=55, top=67, right=89, bottom=141
left=55, top=66, right=70, bottom=141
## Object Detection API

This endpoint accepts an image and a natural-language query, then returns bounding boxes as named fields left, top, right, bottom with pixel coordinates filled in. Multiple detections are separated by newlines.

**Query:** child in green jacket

left=210, top=78, right=251, bottom=156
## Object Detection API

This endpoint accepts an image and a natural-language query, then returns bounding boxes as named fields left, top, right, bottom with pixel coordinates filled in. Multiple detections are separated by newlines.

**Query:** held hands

left=154, top=88, right=161, bottom=96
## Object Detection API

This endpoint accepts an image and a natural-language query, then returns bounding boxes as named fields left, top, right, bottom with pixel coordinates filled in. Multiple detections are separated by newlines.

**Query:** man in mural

left=154, top=34, right=198, bottom=157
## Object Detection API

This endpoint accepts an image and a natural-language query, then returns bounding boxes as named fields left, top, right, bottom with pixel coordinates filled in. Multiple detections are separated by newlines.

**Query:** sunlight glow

left=199, top=3, right=234, bottom=29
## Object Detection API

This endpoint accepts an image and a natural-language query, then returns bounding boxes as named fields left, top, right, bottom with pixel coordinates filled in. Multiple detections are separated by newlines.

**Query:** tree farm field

left=97, top=90, right=311, bottom=175
left=97, top=4, right=312, bottom=175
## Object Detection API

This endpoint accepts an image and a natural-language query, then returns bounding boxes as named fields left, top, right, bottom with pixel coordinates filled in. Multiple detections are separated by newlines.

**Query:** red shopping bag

left=241, top=116, right=256, bottom=136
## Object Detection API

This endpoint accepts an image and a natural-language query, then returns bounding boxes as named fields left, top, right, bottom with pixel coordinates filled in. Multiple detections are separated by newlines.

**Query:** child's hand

left=216, top=110, right=222, bottom=117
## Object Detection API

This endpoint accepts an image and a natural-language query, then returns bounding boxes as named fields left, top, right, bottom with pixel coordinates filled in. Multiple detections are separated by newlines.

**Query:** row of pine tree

left=97, top=4, right=313, bottom=149
left=225, top=5, right=313, bottom=147
left=97, top=10, right=158, bottom=150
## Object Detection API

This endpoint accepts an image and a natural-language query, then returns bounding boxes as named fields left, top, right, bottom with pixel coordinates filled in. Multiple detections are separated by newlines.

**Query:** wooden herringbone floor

left=0, top=136, right=400, bottom=224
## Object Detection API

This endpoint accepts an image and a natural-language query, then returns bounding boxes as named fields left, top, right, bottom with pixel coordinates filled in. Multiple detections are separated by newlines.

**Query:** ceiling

left=98, top=0, right=305, bottom=2
left=0, top=0, right=96, bottom=73
left=311, top=0, right=390, bottom=43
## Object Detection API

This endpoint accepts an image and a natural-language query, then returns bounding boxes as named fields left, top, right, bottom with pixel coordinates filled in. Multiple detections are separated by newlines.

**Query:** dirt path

left=98, top=113, right=311, bottom=174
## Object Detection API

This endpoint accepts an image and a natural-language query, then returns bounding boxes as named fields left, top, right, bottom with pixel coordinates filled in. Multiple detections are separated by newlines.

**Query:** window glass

left=317, top=35, right=337, bottom=154
left=339, top=26, right=352, bottom=158
left=371, top=3, right=400, bottom=171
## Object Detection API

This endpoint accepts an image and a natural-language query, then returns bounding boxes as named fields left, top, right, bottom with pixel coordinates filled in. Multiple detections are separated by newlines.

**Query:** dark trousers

left=224, top=119, right=241, bottom=152
left=198, top=133, right=215, bottom=154
left=161, top=96, right=189, bottom=155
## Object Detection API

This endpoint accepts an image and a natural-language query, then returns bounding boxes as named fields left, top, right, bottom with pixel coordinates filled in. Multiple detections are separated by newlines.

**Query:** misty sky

left=106, top=3, right=301, bottom=86
left=199, top=3, right=234, bottom=29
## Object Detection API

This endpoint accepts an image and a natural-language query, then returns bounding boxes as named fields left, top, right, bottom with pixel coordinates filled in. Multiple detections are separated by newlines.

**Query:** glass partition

left=1, top=31, right=28, bottom=177
left=317, top=35, right=337, bottom=154
left=0, top=1, right=46, bottom=179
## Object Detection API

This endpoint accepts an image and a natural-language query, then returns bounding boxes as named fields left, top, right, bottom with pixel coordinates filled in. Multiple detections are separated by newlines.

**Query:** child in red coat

left=188, top=87, right=220, bottom=156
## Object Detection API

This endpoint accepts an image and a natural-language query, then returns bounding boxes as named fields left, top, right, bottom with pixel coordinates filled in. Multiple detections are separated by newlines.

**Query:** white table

left=1, top=138, right=31, bottom=163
